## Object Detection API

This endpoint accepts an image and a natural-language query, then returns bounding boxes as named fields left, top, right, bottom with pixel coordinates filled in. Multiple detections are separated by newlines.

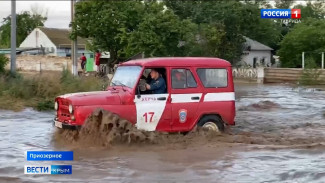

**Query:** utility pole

left=302, top=52, right=305, bottom=69
left=71, top=0, right=78, bottom=76
left=322, top=52, right=324, bottom=69
left=10, top=0, right=16, bottom=74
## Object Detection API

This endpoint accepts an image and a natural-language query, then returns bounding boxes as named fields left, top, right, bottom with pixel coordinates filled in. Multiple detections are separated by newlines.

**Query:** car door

left=170, top=68, right=201, bottom=131
left=134, top=67, right=171, bottom=132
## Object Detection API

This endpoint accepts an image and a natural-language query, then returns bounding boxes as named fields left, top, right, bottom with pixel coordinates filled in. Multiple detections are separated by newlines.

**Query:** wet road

left=0, top=83, right=325, bottom=183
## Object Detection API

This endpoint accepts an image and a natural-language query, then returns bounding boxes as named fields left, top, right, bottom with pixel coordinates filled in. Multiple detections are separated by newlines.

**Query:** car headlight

left=54, top=101, right=58, bottom=110
left=68, top=104, right=74, bottom=114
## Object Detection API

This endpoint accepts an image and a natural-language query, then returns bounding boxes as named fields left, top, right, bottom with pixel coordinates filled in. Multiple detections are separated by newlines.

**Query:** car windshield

left=110, top=66, right=142, bottom=88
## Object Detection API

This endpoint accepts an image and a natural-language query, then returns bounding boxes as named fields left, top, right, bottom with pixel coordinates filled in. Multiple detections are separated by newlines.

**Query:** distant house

left=19, top=27, right=89, bottom=57
left=240, top=36, right=273, bottom=68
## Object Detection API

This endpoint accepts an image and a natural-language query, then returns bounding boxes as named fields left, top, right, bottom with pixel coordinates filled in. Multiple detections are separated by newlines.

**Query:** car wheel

left=197, top=115, right=225, bottom=132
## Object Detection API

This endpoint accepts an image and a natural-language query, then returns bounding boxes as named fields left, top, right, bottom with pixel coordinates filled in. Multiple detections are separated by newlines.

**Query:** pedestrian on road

left=95, top=50, right=101, bottom=73
left=80, top=53, right=87, bottom=73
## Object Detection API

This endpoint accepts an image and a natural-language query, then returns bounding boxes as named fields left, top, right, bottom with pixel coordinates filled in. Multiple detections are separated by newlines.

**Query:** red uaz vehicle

left=54, top=57, right=235, bottom=132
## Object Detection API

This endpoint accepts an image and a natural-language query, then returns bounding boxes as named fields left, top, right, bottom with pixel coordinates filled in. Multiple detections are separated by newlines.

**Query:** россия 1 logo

left=261, top=9, right=301, bottom=19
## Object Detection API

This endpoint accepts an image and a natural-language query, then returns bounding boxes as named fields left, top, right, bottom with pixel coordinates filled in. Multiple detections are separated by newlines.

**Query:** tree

left=293, top=1, right=325, bottom=20
left=72, top=1, right=151, bottom=63
left=30, top=3, right=48, bottom=18
left=244, top=0, right=273, bottom=9
left=119, top=7, right=201, bottom=58
left=274, top=0, right=294, bottom=9
left=0, top=11, right=47, bottom=48
left=275, top=1, right=325, bottom=48
left=186, top=23, right=225, bottom=57
left=164, top=0, right=281, bottom=63
left=71, top=0, right=198, bottom=63
left=277, top=18, right=325, bottom=68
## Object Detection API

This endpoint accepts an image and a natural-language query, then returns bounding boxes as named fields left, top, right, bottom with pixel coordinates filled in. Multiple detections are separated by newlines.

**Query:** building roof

left=39, top=27, right=88, bottom=49
left=121, top=57, right=231, bottom=67
left=243, top=36, right=273, bottom=51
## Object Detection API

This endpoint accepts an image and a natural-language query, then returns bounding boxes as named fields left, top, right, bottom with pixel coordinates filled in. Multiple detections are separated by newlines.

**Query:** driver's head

left=150, top=69, right=159, bottom=80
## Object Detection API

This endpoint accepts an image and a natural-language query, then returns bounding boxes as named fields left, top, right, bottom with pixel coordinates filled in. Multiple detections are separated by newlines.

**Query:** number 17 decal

left=143, top=112, right=155, bottom=123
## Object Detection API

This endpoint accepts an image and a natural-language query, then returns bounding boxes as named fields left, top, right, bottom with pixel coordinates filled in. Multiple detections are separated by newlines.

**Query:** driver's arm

left=147, top=78, right=165, bottom=90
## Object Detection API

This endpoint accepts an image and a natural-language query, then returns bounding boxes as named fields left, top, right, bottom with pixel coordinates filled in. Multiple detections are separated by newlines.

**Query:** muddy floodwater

left=1, top=83, right=325, bottom=183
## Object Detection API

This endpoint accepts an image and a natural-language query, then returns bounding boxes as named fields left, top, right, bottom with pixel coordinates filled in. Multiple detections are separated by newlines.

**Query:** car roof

left=120, top=57, right=231, bottom=67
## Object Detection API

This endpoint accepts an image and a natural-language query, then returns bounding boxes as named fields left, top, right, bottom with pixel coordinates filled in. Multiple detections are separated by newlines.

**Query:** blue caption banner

left=24, top=165, right=72, bottom=174
left=26, top=151, right=73, bottom=161
left=51, top=165, right=72, bottom=174
left=261, top=9, right=291, bottom=19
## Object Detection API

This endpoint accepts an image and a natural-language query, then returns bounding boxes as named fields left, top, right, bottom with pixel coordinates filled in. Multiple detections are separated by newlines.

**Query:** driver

left=145, top=69, right=166, bottom=94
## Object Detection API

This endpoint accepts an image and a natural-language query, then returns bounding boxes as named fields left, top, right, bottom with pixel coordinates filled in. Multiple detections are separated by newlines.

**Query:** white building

left=19, top=27, right=89, bottom=57
left=240, top=36, right=273, bottom=68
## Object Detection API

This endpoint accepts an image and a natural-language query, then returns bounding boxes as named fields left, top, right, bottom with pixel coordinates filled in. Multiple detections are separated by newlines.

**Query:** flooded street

left=1, top=83, right=325, bottom=183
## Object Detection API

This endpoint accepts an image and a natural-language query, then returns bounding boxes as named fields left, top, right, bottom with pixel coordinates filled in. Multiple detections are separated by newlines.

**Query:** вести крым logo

left=24, top=165, right=72, bottom=174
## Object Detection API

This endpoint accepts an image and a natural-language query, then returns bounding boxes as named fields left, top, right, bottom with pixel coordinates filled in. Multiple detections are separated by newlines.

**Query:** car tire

left=197, top=115, right=225, bottom=132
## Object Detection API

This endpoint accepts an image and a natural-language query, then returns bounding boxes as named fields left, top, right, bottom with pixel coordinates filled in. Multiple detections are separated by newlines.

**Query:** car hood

left=57, top=91, right=121, bottom=106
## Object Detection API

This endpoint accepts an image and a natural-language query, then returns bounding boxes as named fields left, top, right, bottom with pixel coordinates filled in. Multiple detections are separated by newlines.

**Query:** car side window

left=171, top=69, right=197, bottom=89
left=197, top=68, right=228, bottom=88
left=138, top=68, right=168, bottom=94
left=186, top=70, right=197, bottom=88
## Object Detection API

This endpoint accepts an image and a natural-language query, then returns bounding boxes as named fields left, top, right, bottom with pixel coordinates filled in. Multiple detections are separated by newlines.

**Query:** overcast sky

left=0, top=1, right=71, bottom=28
left=0, top=1, right=308, bottom=29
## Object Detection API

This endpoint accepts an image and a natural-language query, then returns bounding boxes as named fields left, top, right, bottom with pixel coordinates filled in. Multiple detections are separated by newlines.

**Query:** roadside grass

left=298, top=57, right=323, bottom=86
left=0, top=70, right=107, bottom=111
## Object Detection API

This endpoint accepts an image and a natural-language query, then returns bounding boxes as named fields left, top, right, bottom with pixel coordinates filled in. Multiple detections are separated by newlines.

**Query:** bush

left=277, top=19, right=325, bottom=68
left=0, top=55, right=9, bottom=73
left=36, top=100, right=54, bottom=111
left=299, top=57, right=321, bottom=85
left=0, top=70, right=106, bottom=111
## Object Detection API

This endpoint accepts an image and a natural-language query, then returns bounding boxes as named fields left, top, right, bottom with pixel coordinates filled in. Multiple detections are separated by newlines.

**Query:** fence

left=5, top=55, right=72, bottom=72
left=232, top=67, right=258, bottom=79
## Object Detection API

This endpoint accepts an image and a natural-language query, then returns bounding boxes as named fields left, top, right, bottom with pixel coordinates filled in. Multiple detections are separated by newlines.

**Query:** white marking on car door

left=171, top=93, right=202, bottom=103
left=203, top=92, right=235, bottom=101
left=134, top=94, right=169, bottom=131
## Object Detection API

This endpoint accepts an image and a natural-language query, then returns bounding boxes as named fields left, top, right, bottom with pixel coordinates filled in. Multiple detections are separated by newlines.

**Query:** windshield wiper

left=112, top=81, right=128, bottom=88
left=111, top=81, right=128, bottom=91
left=118, top=82, right=128, bottom=88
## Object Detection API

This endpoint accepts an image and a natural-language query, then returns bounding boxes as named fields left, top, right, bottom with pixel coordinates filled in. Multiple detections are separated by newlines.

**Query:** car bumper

left=53, top=119, right=81, bottom=130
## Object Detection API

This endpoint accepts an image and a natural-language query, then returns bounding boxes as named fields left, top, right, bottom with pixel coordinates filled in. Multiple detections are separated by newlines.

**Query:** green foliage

left=274, top=0, right=293, bottom=9
left=164, top=0, right=281, bottom=63
left=5, top=76, right=36, bottom=99
left=277, top=19, right=325, bottom=68
left=0, top=55, right=9, bottom=73
left=0, top=70, right=105, bottom=111
left=72, top=0, right=323, bottom=65
left=299, top=57, right=322, bottom=85
left=0, top=11, right=47, bottom=48
left=36, top=100, right=54, bottom=111
left=71, top=1, right=144, bottom=62
left=72, top=1, right=199, bottom=63
left=275, top=1, right=325, bottom=50
left=121, top=9, right=198, bottom=58
left=187, top=23, right=225, bottom=57
left=294, top=2, right=325, bottom=20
